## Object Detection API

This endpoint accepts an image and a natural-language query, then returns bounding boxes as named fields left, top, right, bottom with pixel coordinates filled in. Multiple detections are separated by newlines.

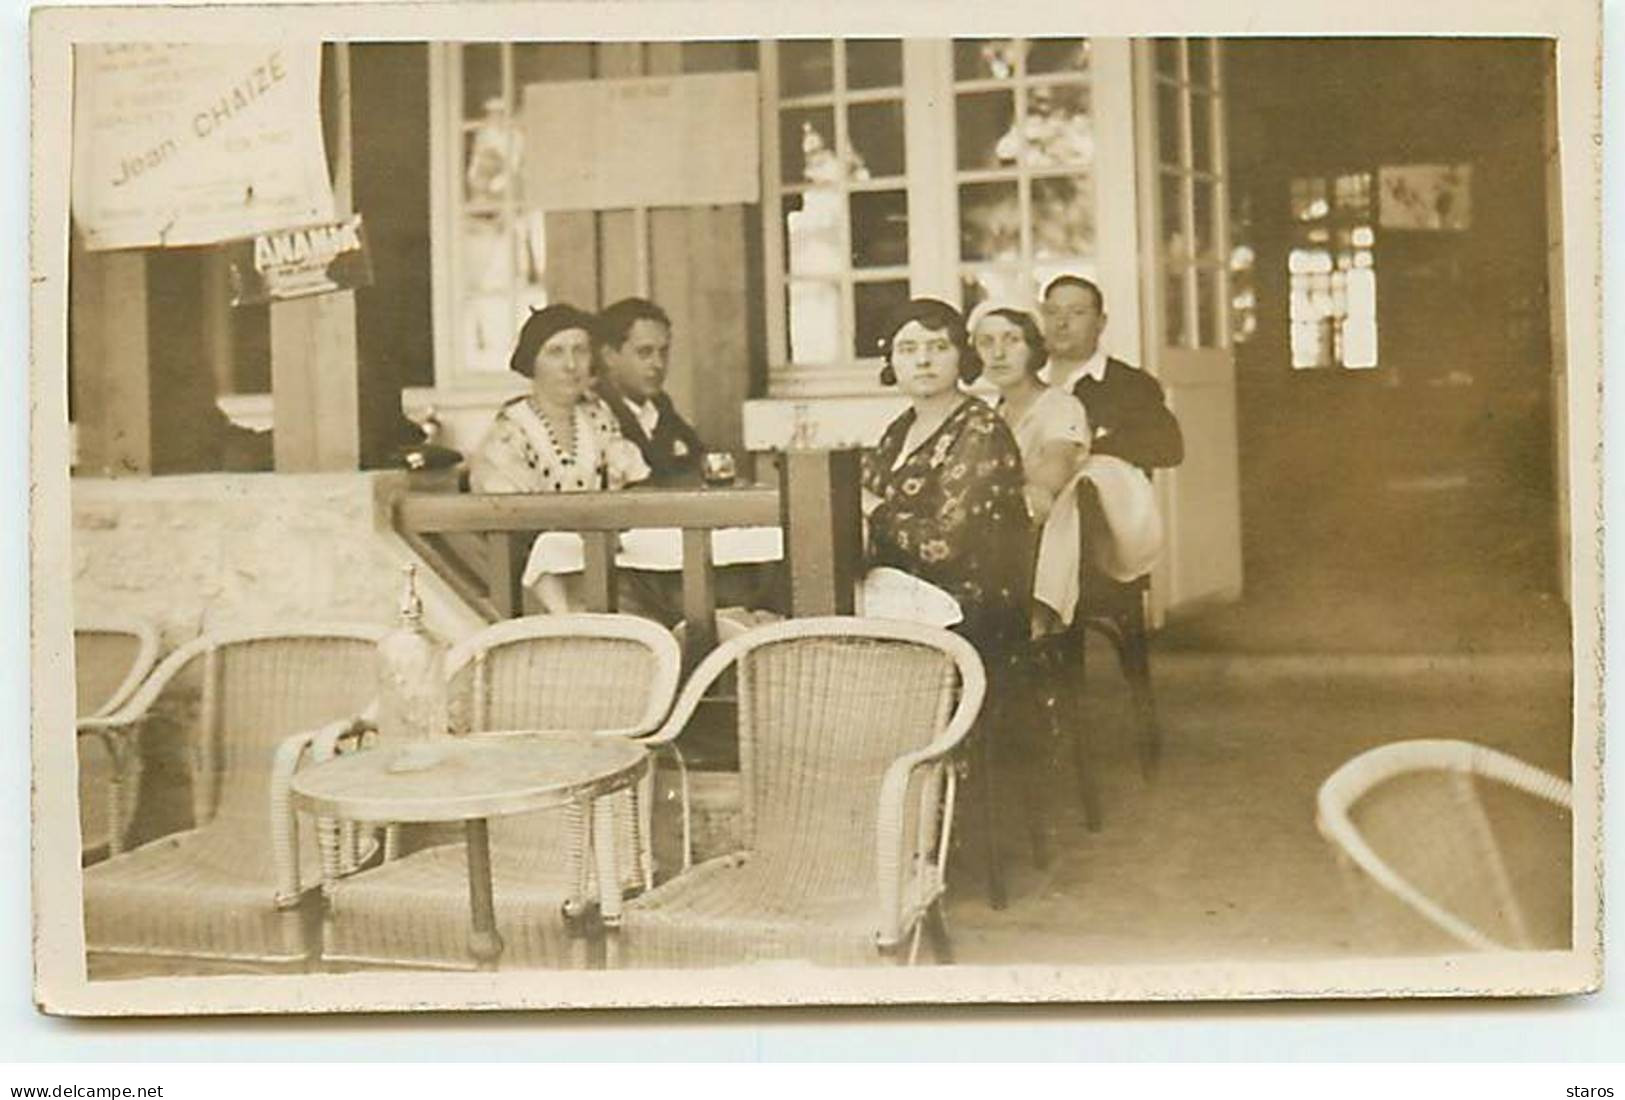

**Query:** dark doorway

left=1216, top=39, right=1564, bottom=653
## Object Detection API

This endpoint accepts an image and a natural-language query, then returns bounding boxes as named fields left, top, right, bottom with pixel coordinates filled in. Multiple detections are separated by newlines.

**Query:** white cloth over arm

left=1079, top=453, right=1164, bottom=584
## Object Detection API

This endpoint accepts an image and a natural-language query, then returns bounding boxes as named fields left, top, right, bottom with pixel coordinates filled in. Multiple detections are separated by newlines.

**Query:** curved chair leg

left=1085, top=612, right=1162, bottom=782
left=977, top=723, right=1006, bottom=910
left=1120, top=605, right=1162, bottom=780
left=923, top=898, right=954, bottom=964
left=1019, top=652, right=1054, bottom=871
left=1057, top=640, right=1103, bottom=832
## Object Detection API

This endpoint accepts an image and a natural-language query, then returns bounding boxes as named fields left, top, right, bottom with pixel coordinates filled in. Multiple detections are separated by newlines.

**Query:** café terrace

left=60, top=38, right=1580, bottom=979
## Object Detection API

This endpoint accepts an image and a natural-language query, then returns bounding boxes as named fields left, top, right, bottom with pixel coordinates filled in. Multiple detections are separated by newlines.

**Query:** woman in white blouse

left=970, top=299, right=1092, bottom=635
left=469, top=303, right=650, bottom=494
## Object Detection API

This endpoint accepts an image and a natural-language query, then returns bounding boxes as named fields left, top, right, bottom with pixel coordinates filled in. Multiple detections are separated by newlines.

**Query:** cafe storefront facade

left=68, top=36, right=1572, bottom=634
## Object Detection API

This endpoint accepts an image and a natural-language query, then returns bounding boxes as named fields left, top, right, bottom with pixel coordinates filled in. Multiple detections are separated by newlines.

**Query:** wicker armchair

left=81, top=625, right=385, bottom=970
left=620, top=617, right=987, bottom=968
left=73, top=617, right=161, bottom=862
left=1316, top=739, right=1573, bottom=952
left=319, top=614, right=682, bottom=971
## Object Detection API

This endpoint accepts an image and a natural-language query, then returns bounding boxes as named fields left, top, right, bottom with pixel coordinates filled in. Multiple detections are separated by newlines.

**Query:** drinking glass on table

left=701, top=451, right=738, bottom=487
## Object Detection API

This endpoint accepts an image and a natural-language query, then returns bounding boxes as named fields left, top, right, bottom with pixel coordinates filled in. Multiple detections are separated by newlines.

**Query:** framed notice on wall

left=71, top=44, right=336, bottom=251
left=522, top=71, right=760, bottom=212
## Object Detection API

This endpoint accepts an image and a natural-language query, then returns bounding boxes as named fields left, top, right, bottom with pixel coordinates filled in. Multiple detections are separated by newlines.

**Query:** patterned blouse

left=469, top=396, right=651, bottom=494
left=862, top=396, right=1031, bottom=649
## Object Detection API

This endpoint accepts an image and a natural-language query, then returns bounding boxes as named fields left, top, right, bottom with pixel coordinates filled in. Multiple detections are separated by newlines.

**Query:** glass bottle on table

left=376, top=563, right=450, bottom=772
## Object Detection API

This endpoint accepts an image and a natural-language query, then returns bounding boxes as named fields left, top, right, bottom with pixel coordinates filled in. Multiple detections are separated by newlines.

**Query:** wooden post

left=580, top=531, right=619, bottom=612
left=70, top=245, right=153, bottom=476
left=679, top=528, right=718, bottom=660
left=270, top=43, right=371, bottom=473
left=483, top=531, right=527, bottom=618
left=779, top=450, right=863, bottom=616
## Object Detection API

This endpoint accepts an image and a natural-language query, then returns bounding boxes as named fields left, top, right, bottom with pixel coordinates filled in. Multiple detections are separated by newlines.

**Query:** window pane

left=1164, top=273, right=1187, bottom=347
left=1188, top=38, right=1214, bottom=89
left=783, top=193, right=844, bottom=277
left=1292, top=321, right=1329, bottom=368
left=779, top=39, right=833, bottom=97
left=1025, top=83, right=1093, bottom=168
left=1190, top=90, right=1213, bottom=173
left=848, top=100, right=906, bottom=178
left=514, top=211, right=546, bottom=285
left=780, top=106, right=836, bottom=185
left=787, top=279, right=843, bottom=364
left=1028, top=38, right=1091, bottom=75
left=1344, top=267, right=1378, bottom=368
left=1335, top=172, right=1372, bottom=217
left=955, top=38, right=1020, bottom=81
left=1196, top=266, right=1220, bottom=348
left=1291, top=177, right=1328, bottom=221
left=846, top=39, right=902, bottom=89
left=1157, top=80, right=1182, bottom=166
left=1154, top=39, right=1182, bottom=78
left=849, top=190, right=909, bottom=268
left=462, top=44, right=503, bottom=121
left=956, top=90, right=1017, bottom=169
left=464, top=126, right=517, bottom=207
left=463, top=293, right=514, bottom=373
left=961, top=270, right=1027, bottom=314
left=959, top=181, right=1020, bottom=262
left=1193, top=176, right=1216, bottom=260
left=463, top=214, right=512, bottom=291
left=1032, top=175, right=1095, bottom=259
left=1161, top=172, right=1188, bottom=263
left=854, top=280, right=912, bottom=360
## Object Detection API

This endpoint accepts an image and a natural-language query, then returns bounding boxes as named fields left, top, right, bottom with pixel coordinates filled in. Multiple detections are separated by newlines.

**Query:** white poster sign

left=71, top=44, right=336, bottom=251
left=524, top=71, right=760, bottom=212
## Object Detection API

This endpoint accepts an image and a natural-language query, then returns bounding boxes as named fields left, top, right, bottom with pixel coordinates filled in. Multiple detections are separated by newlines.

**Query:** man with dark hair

left=1041, top=275, right=1183, bottom=472
left=595, top=296, right=706, bottom=484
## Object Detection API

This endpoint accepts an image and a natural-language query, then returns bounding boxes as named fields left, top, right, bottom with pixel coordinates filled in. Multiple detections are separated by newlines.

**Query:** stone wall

left=71, top=471, right=486, bottom=650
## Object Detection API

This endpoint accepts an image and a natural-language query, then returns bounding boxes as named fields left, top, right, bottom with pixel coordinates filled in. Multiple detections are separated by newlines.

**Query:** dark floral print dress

left=862, top=396, right=1031, bottom=651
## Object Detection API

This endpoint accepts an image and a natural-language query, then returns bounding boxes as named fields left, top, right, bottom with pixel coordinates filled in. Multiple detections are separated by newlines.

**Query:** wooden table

left=291, top=731, right=649, bottom=968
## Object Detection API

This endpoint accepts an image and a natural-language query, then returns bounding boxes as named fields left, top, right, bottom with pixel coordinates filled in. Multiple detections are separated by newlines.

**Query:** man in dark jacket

left=1040, top=275, right=1183, bottom=473
left=594, top=297, right=706, bottom=485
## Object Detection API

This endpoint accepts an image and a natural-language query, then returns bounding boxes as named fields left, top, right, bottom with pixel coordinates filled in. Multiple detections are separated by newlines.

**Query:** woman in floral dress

left=861, top=298, right=1031, bottom=653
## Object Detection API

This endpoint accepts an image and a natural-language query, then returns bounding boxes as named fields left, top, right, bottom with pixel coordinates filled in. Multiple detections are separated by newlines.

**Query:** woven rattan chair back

left=82, top=623, right=388, bottom=967
left=734, top=627, right=959, bottom=901
left=74, top=617, right=162, bottom=860
left=1317, top=739, right=1573, bottom=952
left=201, top=631, right=384, bottom=837
left=443, top=613, right=681, bottom=868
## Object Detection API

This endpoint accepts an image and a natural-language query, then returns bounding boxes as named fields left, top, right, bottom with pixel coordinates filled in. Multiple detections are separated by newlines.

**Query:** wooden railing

left=395, top=451, right=865, bottom=660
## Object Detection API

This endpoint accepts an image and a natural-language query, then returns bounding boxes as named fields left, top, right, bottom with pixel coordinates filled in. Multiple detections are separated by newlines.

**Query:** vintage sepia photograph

left=27, top=0, right=1604, bottom=1017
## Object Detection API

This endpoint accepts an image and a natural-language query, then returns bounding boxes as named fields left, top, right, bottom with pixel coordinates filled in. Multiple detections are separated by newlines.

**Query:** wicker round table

left=292, top=731, right=649, bottom=968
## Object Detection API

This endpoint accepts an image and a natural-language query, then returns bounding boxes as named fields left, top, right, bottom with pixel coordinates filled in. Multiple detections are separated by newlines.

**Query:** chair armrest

left=873, top=744, right=960, bottom=950
left=305, top=711, right=396, bottom=877
left=310, top=711, right=379, bottom=764
left=268, top=720, right=345, bottom=908
left=871, top=660, right=986, bottom=950
left=635, top=635, right=746, bottom=748
left=75, top=718, right=142, bottom=857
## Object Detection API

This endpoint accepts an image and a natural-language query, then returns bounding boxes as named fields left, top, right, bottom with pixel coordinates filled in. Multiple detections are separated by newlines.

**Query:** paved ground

left=943, top=636, right=1576, bottom=966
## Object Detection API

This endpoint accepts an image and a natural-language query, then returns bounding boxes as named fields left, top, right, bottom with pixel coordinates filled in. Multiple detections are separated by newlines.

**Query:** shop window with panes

left=763, top=37, right=1098, bottom=397
left=1288, top=172, right=1378, bottom=369
left=1153, top=38, right=1230, bottom=351
left=437, top=43, right=554, bottom=382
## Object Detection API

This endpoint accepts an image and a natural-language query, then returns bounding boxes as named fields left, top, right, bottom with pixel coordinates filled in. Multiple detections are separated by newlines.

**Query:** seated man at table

left=594, top=297, right=707, bottom=486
